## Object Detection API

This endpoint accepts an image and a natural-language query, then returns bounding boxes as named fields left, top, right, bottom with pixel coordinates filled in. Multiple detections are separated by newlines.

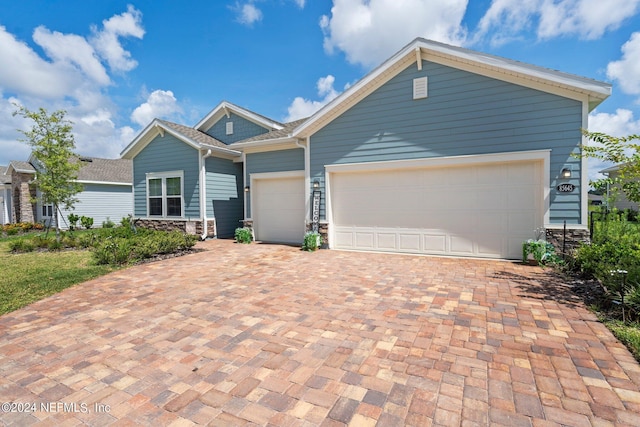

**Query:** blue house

left=122, top=38, right=611, bottom=259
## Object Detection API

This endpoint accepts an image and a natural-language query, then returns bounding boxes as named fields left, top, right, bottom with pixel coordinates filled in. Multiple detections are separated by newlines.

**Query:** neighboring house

left=1, top=166, right=11, bottom=225
left=5, top=155, right=133, bottom=228
left=599, top=164, right=639, bottom=211
left=122, top=38, right=611, bottom=259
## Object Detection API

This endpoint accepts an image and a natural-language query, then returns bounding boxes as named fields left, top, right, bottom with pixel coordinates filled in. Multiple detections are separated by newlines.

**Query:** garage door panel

left=331, top=160, right=543, bottom=259
left=253, top=177, right=305, bottom=244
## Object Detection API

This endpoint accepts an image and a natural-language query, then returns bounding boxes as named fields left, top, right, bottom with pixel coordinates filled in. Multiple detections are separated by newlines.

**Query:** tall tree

left=581, top=130, right=640, bottom=206
left=14, top=106, right=83, bottom=238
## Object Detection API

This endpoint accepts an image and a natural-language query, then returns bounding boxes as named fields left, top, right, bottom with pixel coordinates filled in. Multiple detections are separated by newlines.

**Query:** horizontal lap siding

left=60, top=184, right=133, bottom=227
left=310, top=60, right=583, bottom=224
left=133, top=135, right=200, bottom=219
left=204, top=112, right=269, bottom=144
left=205, top=157, right=244, bottom=238
left=245, top=148, right=304, bottom=218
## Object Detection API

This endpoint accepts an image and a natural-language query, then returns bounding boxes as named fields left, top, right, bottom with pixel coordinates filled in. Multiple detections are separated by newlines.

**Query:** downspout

left=200, top=149, right=212, bottom=239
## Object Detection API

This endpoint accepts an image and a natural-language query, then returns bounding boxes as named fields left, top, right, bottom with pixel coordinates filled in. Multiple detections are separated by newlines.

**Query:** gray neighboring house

left=4, top=156, right=133, bottom=228
left=599, top=163, right=639, bottom=211
left=123, top=38, right=612, bottom=259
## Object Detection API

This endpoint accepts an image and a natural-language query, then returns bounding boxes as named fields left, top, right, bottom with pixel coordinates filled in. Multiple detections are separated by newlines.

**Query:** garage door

left=330, top=160, right=543, bottom=259
left=253, top=176, right=305, bottom=244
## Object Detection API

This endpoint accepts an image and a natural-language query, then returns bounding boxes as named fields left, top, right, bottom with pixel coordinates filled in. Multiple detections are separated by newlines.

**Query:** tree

left=14, top=106, right=83, bottom=239
left=580, top=130, right=640, bottom=206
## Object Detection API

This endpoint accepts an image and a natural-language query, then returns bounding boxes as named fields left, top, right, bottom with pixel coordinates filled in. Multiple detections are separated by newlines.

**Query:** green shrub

left=9, top=239, right=35, bottom=253
left=235, top=227, right=253, bottom=244
left=302, top=231, right=322, bottom=252
left=78, top=232, right=98, bottom=248
left=31, top=235, right=52, bottom=249
left=68, top=213, right=79, bottom=231
left=80, top=216, right=94, bottom=229
left=102, top=217, right=115, bottom=228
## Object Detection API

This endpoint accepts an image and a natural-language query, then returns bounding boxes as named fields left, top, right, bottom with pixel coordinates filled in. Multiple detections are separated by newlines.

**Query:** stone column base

left=545, top=227, right=589, bottom=256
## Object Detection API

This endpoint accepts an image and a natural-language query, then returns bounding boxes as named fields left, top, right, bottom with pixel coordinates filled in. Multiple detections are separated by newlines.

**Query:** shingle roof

left=9, top=160, right=36, bottom=174
left=74, top=157, right=132, bottom=183
left=231, top=118, right=309, bottom=145
left=158, top=119, right=229, bottom=150
left=0, top=166, right=10, bottom=184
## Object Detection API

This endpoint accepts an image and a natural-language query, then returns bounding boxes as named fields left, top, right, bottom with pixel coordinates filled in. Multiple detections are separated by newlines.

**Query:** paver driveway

left=1, top=240, right=640, bottom=426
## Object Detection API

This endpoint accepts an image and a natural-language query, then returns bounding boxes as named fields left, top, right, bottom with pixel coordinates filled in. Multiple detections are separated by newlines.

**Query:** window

left=226, top=121, right=233, bottom=135
left=41, top=203, right=53, bottom=218
left=146, top=172, right=184, bottom=217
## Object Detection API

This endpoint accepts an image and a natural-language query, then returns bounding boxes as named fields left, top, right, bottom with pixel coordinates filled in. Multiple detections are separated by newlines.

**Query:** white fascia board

left=230, top=137, right=298, bottom=153
left=195, top=101, right=283, bottom=132
left=200, top=143, right=242, bottom=157
left=75, top=180, right=132, bottom=186
left=293, top=38, right=611, bottom=138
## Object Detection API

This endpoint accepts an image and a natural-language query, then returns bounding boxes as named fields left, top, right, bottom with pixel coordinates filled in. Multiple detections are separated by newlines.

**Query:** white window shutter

left=413, top=77, right=428, bottom=100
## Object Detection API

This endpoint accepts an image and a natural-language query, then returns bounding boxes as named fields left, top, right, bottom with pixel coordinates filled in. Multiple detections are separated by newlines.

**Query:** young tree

left=14, top=106, right=83, bottom=239
left=581, top=130, right=640, bottom=205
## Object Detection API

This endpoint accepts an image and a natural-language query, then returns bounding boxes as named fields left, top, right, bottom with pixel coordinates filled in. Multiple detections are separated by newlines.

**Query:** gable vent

left=226, top=121, right=234, bottom=135
left=413, top=77, right=428, bottom=100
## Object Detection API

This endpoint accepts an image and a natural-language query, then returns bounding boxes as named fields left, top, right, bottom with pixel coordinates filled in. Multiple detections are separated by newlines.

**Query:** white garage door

left=330, top=160, right=543, bottom=259
left=253, top=175, right=305, bottom=244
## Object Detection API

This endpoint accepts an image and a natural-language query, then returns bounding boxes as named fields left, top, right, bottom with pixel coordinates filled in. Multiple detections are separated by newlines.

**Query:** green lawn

left=0, top=235, right=117, bottom=315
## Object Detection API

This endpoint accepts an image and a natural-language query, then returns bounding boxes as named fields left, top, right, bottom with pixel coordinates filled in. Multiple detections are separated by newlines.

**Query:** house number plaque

left=556, top=183, right=575, bottom=193
left=311, top=190, right=321, bottom=233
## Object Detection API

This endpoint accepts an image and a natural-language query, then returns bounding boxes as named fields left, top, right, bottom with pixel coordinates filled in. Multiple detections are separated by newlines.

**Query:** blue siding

left=245, top=148, right=304, bottom=218
left=204, top=112, right=270, bottom=144
left=310, top=60, right=583, bottom=224
left=133, top=135, right=200, bottom=218
left=205, top=157, right=243, bottom=238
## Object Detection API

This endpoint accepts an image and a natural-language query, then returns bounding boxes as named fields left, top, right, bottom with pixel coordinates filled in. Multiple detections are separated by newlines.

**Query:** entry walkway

left=1, top=240, right=640, bottom=426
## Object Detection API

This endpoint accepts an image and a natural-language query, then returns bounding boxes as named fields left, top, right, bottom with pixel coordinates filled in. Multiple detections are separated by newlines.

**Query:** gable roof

left=229, top=118, right=308, bottom=147
left=8, top=160, right=36, bottom=174
left=0, top=166, right=11, bottom=185
left=195, top=101, right=284, bottom=133
left=292, top=38, right=612, bottom=138
left=121, top=118, right=242, bottom=159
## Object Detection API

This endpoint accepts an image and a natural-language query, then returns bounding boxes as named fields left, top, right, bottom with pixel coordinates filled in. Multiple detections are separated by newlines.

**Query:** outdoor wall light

left=561, top=168, right=571, bottom=179
left=313, top=180, right=320, bottom=189
left=244, top=186, right=250, bottom=192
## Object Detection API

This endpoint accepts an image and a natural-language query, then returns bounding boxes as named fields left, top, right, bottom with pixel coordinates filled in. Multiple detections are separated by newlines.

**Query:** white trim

left=145, top=170, right=185, bottom=218
left=581, top=98, right=589, bottom=226
left=76, top=180, right=132, bottom=186
left=249, top=170, right=305, bottom=180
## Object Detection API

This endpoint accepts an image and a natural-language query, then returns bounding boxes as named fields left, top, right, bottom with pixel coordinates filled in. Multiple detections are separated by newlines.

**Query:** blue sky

left=1, top=0, right=640, bottom=179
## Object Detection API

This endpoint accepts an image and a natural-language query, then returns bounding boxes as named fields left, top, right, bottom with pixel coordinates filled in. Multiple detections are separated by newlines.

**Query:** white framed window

left=41, top=203, right=53, bottom=218
left=146, top=171, right=184, bottom=218
left=226, top=121, right=234, bottom=135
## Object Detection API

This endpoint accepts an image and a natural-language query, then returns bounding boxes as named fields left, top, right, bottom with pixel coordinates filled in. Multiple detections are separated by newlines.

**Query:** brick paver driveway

left=2, top=240, right=640, bottom=426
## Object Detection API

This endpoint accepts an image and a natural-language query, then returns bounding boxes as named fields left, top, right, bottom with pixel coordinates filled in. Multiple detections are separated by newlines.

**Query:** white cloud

left=0, top=25, right=79, bottom=99
left=90, top=5, right=144, bottom=72
left=293, top=0, right=306, bottom=8
left=0, top=7, right=146, bottom=166
left=607, top=32, right=640, bottom=96
left=285, top=75, right=341, bottom=122
left=131, top=90, right=182, bottom=127
left=589, top=109, right=640, bottom=137
left=320, top=0, right=468, bottom=68
left=475, top=0, right=640, bottom=45
left=587, top=109, right=640, bottom=181
left=33, top=26, right=110, bottom=85
left=234, top=2, right=263, bottom=26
